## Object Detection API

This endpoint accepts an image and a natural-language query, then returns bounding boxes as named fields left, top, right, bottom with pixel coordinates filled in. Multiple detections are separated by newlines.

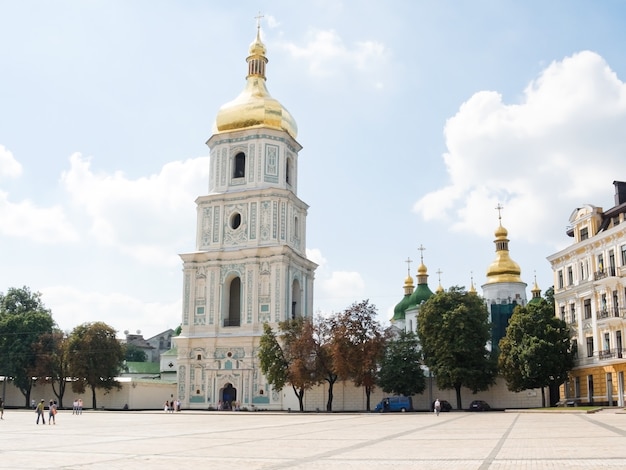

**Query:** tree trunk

left=52, top=379, right=67, bottom=409
left=455, top=384, right=463, bottom=410
left=365, top=385, right=372, bottom=411
left=541, top=386, right=546, bottom=408
left=91, top=385, right=97, bottom=410
left=326, top=376, right=336, bottom=412
left=292, top=385, right=305, bottom=411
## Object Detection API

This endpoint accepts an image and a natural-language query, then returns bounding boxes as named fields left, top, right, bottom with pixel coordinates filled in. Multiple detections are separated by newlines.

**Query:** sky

left=2, top=0, right=626, bottom=339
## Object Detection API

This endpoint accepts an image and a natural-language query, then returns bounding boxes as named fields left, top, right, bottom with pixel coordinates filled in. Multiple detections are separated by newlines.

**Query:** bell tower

left=174, top=21, right=317, bottom=410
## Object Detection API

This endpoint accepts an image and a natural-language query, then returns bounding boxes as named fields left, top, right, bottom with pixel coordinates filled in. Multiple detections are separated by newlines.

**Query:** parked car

left=469, top=400, right=491, bottom=411
left=432, top=400, right=453, bottom=412
left=374, top=396, right=413, bottom=412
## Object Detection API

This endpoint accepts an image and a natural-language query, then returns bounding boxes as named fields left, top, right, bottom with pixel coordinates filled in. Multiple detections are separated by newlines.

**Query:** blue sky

left=2, top=1, right=626, bottom=338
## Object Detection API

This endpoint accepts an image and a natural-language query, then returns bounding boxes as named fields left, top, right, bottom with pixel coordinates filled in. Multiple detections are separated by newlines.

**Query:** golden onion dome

left=485, top=223, right=523, bottom=284
left=417, top=262, right=427, bottom=275
left=213, top=26, right=298, bottom=140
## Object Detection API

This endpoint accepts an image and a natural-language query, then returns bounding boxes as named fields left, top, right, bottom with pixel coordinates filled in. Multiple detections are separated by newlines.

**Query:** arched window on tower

left=225, top=277, right=241, bottom=327
left=234, top=152, right=246, bottom=178
left=291, top=279, right=302, bottom=319
left=285, top=158, right=292, bottom=185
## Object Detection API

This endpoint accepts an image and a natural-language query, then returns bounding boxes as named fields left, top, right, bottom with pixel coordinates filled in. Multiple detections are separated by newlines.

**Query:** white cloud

left=414, top=51, right=626, bottom=248
left=0, top=193, right=80, bottom=243
left=279, top=29, right=387, bottom=84
left=41, top=285, right=180, bottom=338
left=0, top=145, right=22, bottom=178
left=316, top=270, right=366, bottom=314
left=0, top=146, right=78, bottom=243
left=61, top=153, right=209, bottom=266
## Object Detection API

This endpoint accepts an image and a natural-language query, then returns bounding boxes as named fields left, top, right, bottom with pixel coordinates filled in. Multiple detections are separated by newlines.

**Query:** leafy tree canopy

left=68, top=321, right=125, bottom=409
left=330, top=299, right=387, bottom=411
left=0, top=286, right=55, bottom=406
left=378, top=331, right=425, bottom=397
left=258, top=318, right=320, bottom=411
left=498, top=299, right=575, bottom=405
left=417, top=286, right=497, bottom=409
left=124, top=344, right=148, bottom=362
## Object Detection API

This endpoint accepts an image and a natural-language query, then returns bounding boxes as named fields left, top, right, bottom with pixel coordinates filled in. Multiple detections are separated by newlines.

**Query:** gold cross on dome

left=417, top=244, right=426, bottom=264
left=495, top=203, right=504, bottom=223
left=254, top=12, right=264, bottom=30
left=405, top=257, right=413, bottom=276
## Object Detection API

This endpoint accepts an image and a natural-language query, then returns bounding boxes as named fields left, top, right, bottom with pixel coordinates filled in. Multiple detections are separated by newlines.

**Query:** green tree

left=68, top=322, right=125, bottom=409
left=378, top=331, right=426, bottom=397
left=258, top=318, right=319, bottom=411
left=498, top=299, right=575, bottom=407
left=543, top=286, right=555, bottom=310
left=30, top=329, right=70, bottom=408
left=418, top=287, right=497, bottom=410
left=0, top=286, right=55, bottom=407
left=313, top=315, right=339, bottom=411
left=330, top=300, right=387, bottom=411
left=124, top=344, right=148, bottom=362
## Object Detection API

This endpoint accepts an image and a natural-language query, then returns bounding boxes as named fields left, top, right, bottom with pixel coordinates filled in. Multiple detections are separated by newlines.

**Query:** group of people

left=217, top=400, right=241, bottom=411
left=35, top=399, right=58, bottom=424
left=72, top=398, right=84, bottom=415
left=164, top=399, right=181, bottom=412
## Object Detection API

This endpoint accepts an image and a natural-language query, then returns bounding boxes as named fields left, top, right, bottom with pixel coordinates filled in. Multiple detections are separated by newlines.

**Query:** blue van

left=374, top=396, right=413, bottom=412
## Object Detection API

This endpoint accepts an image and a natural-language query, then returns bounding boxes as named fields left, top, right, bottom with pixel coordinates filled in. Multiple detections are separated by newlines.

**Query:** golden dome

left=213, top=27, right=298, bottom=139
left=485, top=223, right=522, bottom=284
left=417, top=263, right=427, bottom=275
left=404, top=275, right=414, bottom=288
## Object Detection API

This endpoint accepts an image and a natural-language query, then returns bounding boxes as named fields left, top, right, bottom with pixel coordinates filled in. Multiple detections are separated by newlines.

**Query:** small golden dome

left=485, top=223, right=522, bottom=284
left=417, top=263, right=427, bottom=275
left=213, top=27, right=298, bottom=139
left=404, top=275, right=414, bottom=287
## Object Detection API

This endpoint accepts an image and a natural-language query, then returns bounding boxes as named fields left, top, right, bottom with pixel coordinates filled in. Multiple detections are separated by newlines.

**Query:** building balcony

left=596, top=307, right=626, bottom=321
left=598, top=348, right=626, bottom=360
left=223, top=318, right=241, bottom=327
left=575, top=349, right=626, bottom=367
left=594, top=268, right=617, bottom=281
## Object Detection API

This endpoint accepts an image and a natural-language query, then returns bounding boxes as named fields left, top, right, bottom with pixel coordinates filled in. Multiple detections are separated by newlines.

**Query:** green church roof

left=406, top=283, right=434, bottom=310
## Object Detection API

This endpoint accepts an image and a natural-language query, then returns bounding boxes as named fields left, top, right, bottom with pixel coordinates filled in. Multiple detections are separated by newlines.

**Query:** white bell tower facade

left=174, top=23, right=317, bottom=410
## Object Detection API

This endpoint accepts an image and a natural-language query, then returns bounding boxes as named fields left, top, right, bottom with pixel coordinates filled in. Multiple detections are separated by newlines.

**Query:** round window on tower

left=230, top=212, right=241, bottom=230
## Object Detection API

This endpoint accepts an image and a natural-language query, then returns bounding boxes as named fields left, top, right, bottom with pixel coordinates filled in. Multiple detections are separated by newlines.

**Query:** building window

left=604, top=332, right=610, bottom=353
left=580, top=227, right=588, bottom=240
left=613, top=290, right=619, bottom=317
left=598, top=253, right=604, bottom=272
left=285, top=158, right=292, bottom=185
left=570, top=303, right=576, bottom=323
left=621, top=245, right=626, bottom=266
left=609, top=250, right=616, bottom=276
left=233, top=152, right=246, bottom=178
left=586, top=336, right=594, bottom=357
left=584, top=299, right=592, bottom=319
left=558, top=270, right=564, bottom=289
left=559, top=305, right=565, bottom=321
left=567, top=266, right=573, bottom=286
left=225, top=277, right=241, bottom=327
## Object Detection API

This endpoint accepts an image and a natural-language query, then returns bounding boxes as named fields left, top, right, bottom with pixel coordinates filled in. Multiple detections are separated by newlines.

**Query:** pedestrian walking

left=36, top=399, right=46, bottom=424
left=48, top=400, right=57, bottom=425
left=0, top=398, right=4, bottom=419
left=434, top=398, right=441, bottom=416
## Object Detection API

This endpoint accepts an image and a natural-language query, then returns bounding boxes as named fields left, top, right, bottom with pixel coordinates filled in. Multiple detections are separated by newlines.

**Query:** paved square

left=1, top=409, right=625, bottom=469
